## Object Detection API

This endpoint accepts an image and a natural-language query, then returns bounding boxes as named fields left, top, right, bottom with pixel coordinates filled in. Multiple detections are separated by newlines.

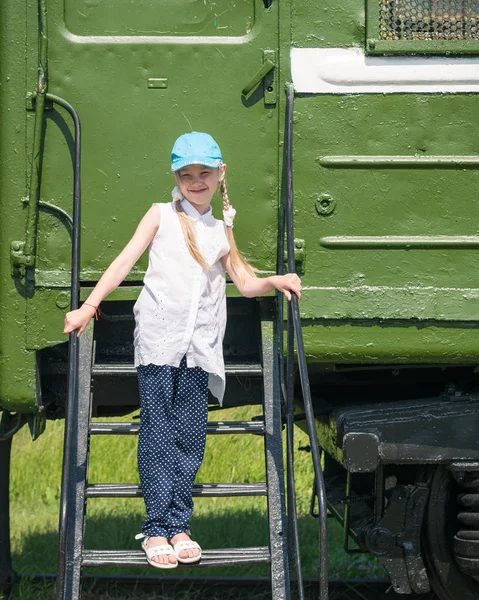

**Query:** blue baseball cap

left=171, top=132, right=223, bottom=172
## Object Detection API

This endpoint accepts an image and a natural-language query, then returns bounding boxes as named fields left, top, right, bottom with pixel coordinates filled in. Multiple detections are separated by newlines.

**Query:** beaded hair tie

left=223, top=206, right=236, bottom=228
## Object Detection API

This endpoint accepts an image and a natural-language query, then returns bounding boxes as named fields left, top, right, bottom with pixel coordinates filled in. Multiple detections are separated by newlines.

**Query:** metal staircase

left=55, top=82, right=328, bottom=600
left=55, top=301, right=290, bottom=600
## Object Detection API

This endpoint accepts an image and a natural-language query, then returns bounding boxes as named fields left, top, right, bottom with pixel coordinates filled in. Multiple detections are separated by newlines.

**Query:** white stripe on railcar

left=291, top=47, right=479, bottom=94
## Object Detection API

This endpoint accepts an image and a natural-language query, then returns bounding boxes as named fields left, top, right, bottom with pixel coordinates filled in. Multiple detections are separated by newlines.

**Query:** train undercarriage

left=4, top=332, right=479, bottom=599
left=306, top=364, right=479, bottom=600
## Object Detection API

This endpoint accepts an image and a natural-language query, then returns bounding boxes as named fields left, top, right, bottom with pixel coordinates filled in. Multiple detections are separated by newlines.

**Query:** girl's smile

left=175, top=164, right=225, bottom=214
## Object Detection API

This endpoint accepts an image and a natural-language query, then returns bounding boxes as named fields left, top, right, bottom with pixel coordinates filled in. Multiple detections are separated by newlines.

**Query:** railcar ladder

left=55, top=81, right=327, bottom=600
left=55, top=300, right=290, bottom=600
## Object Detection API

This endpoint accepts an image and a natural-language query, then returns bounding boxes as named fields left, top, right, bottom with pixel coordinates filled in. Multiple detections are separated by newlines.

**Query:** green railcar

left=2, top=0, right=479, bottom=598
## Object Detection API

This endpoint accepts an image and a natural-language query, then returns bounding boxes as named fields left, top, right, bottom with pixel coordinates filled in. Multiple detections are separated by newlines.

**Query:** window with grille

left=367, top=0, right=479, bottom=53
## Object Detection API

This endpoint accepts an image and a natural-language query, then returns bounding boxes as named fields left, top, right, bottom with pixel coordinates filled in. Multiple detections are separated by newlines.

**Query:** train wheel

left=422, top=465, right=479, bottom=600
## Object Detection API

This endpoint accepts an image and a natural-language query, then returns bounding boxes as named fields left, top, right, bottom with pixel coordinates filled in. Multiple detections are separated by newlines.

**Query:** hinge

left=11, top=241, right=34, bottom=278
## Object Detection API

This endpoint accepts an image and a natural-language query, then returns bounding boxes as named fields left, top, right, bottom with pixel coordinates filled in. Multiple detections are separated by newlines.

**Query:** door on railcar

left=290, top=0, right=479, bottom=364
left=29, top=0, right=279, bottom=346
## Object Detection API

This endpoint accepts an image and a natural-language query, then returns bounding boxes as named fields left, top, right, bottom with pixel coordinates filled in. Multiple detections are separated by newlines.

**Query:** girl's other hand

left=63, top=304, right=97, bottom=337
left=271, top=273, right=302, bottom=301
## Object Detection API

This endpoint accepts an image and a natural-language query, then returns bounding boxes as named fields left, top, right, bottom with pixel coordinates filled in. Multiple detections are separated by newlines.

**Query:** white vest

left=133, top=199, right=230, bottom=403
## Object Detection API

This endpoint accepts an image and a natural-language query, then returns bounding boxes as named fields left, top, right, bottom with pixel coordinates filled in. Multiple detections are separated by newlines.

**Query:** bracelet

left=83, top=302, right=100, bottom=321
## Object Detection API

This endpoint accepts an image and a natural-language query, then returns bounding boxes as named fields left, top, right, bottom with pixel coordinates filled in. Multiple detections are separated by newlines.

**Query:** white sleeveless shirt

left=133, top=198, right=230, bottom=403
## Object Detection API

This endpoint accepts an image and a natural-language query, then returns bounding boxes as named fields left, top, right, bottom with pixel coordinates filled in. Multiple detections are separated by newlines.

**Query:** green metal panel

left=293, top=92, right=479, bottom=362
left=1, top=0, right=281, bottom=412
left=36, top=0, right=279, bottom=285
left=291, top=0, right=479, bottom=54
left=366, top=38, right=479, bottom=54
left=0, top=1, right=38, bottom=412
left=302, top=323, right=479, bottom=364
left=291, top=0, right=366, bottom=49
left=64, top=0, right=255, bottom=37
left=4, top=0, right=479, bottom=414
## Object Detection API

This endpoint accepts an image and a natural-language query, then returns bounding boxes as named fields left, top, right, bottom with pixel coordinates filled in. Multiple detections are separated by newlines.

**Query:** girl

left=64, top=132, right=302, bottom=569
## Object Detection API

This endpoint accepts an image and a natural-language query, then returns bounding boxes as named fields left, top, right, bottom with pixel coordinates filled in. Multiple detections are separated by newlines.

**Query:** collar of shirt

left=181, top=198, right=215, bottom=225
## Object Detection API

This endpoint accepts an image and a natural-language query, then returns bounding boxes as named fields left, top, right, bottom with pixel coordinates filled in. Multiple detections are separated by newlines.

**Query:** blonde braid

left=175, top=196, right=209, bottom=270
left=220, top=179, right=230, bottom=211
left=219, top=179, right=256, bottom=279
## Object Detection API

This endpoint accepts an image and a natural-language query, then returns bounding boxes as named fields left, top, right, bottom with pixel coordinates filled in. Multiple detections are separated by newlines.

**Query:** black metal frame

left=0, top=437, right=16, bottom=596
left=281, top=82, right=329, bottom=600
left=260, top=305, right=291, bottom=600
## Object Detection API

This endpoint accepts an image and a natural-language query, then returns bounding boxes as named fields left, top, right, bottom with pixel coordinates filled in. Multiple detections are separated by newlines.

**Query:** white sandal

left=171, top=539, right=202, bottom=564
left=135, top=533, right=178, bottom=569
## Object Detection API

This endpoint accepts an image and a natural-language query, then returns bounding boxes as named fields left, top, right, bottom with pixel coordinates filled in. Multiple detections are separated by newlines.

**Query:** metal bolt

left=315, top=193, right=336, bottom=216
left=56, top=291, right=70, bottom=310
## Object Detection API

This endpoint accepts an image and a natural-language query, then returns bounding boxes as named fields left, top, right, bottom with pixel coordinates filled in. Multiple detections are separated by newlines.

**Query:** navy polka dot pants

left=137, top=358, right=209, bottom=539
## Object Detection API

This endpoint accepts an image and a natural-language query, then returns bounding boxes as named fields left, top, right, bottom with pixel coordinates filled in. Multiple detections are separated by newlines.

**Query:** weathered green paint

left=302, top=323, right=479, bottom=364
left=2, top=0, right=479, bottom=414
left=301, top=287, right=479, bottom=322
left=0, top=2, right=38, bottom=413
left=320, top=236, right=479, bottom=248
left=318, top=156, right=479, bottom=166
left=293, top=91, right=479, bottom=359
left=22, top=0, right=48, bottom=271
left=291, top=0, right=365, bottom=48
left=63, top=0, right=255, bottom=37
left=367, top=39, right=479, bottom=55
left=1, top=0, right=281, bottom=413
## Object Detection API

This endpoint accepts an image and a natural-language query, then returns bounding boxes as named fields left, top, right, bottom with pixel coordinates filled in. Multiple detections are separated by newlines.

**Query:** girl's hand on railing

left=63, top=305, right=97, bottom=337
left=271, top=273, right=302, bottom=301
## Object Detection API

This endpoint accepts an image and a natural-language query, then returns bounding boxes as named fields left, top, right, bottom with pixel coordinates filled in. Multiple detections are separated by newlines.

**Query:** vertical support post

left=285, top=299, right=305, bottom=599
left=284, top=82, right=328, bottom=599
left=56, top=321, right=94, bottom=600
left=49, top=91, right=82, bottom=600
left=0, top=437, right=16, bottom=596
left=260, top=299, right=290, bottom=600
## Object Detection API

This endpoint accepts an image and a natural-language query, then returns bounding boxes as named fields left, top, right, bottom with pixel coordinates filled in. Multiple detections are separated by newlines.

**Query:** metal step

left=91, top=363, right=263, bottom=377
left=82, top=547, right=270, bottom=568
left=86, top=482, right=268, bottom=498
left=90, top=420, right=265, bottom=436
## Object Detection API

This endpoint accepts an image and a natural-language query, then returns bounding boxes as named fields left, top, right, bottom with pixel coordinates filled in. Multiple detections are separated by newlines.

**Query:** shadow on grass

left=13, top=509, right=269, bottom=577
left=9, top=509, right=385, bottom=599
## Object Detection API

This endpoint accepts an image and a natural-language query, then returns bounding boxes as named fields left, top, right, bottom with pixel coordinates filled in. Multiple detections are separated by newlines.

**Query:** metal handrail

left=277, top=105, right=304, bottom=600
left=48, top=94, right=82, bottom=600
left=282, top=82, right=329, bottom=600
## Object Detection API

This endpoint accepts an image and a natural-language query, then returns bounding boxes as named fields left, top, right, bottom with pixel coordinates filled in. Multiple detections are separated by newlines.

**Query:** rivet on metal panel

left=294, top=238, right=306, bottom=274
left=315, top=193, right=336, bottom=216
left=25, top=92, right=36, bottom=111
left=147, top=79, right=168, bottom=89
left=56, top=291, right=71, bottom=310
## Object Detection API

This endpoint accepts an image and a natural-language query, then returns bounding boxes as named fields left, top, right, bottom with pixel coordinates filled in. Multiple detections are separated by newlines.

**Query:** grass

left=4, top=406, right=384, bottom=599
